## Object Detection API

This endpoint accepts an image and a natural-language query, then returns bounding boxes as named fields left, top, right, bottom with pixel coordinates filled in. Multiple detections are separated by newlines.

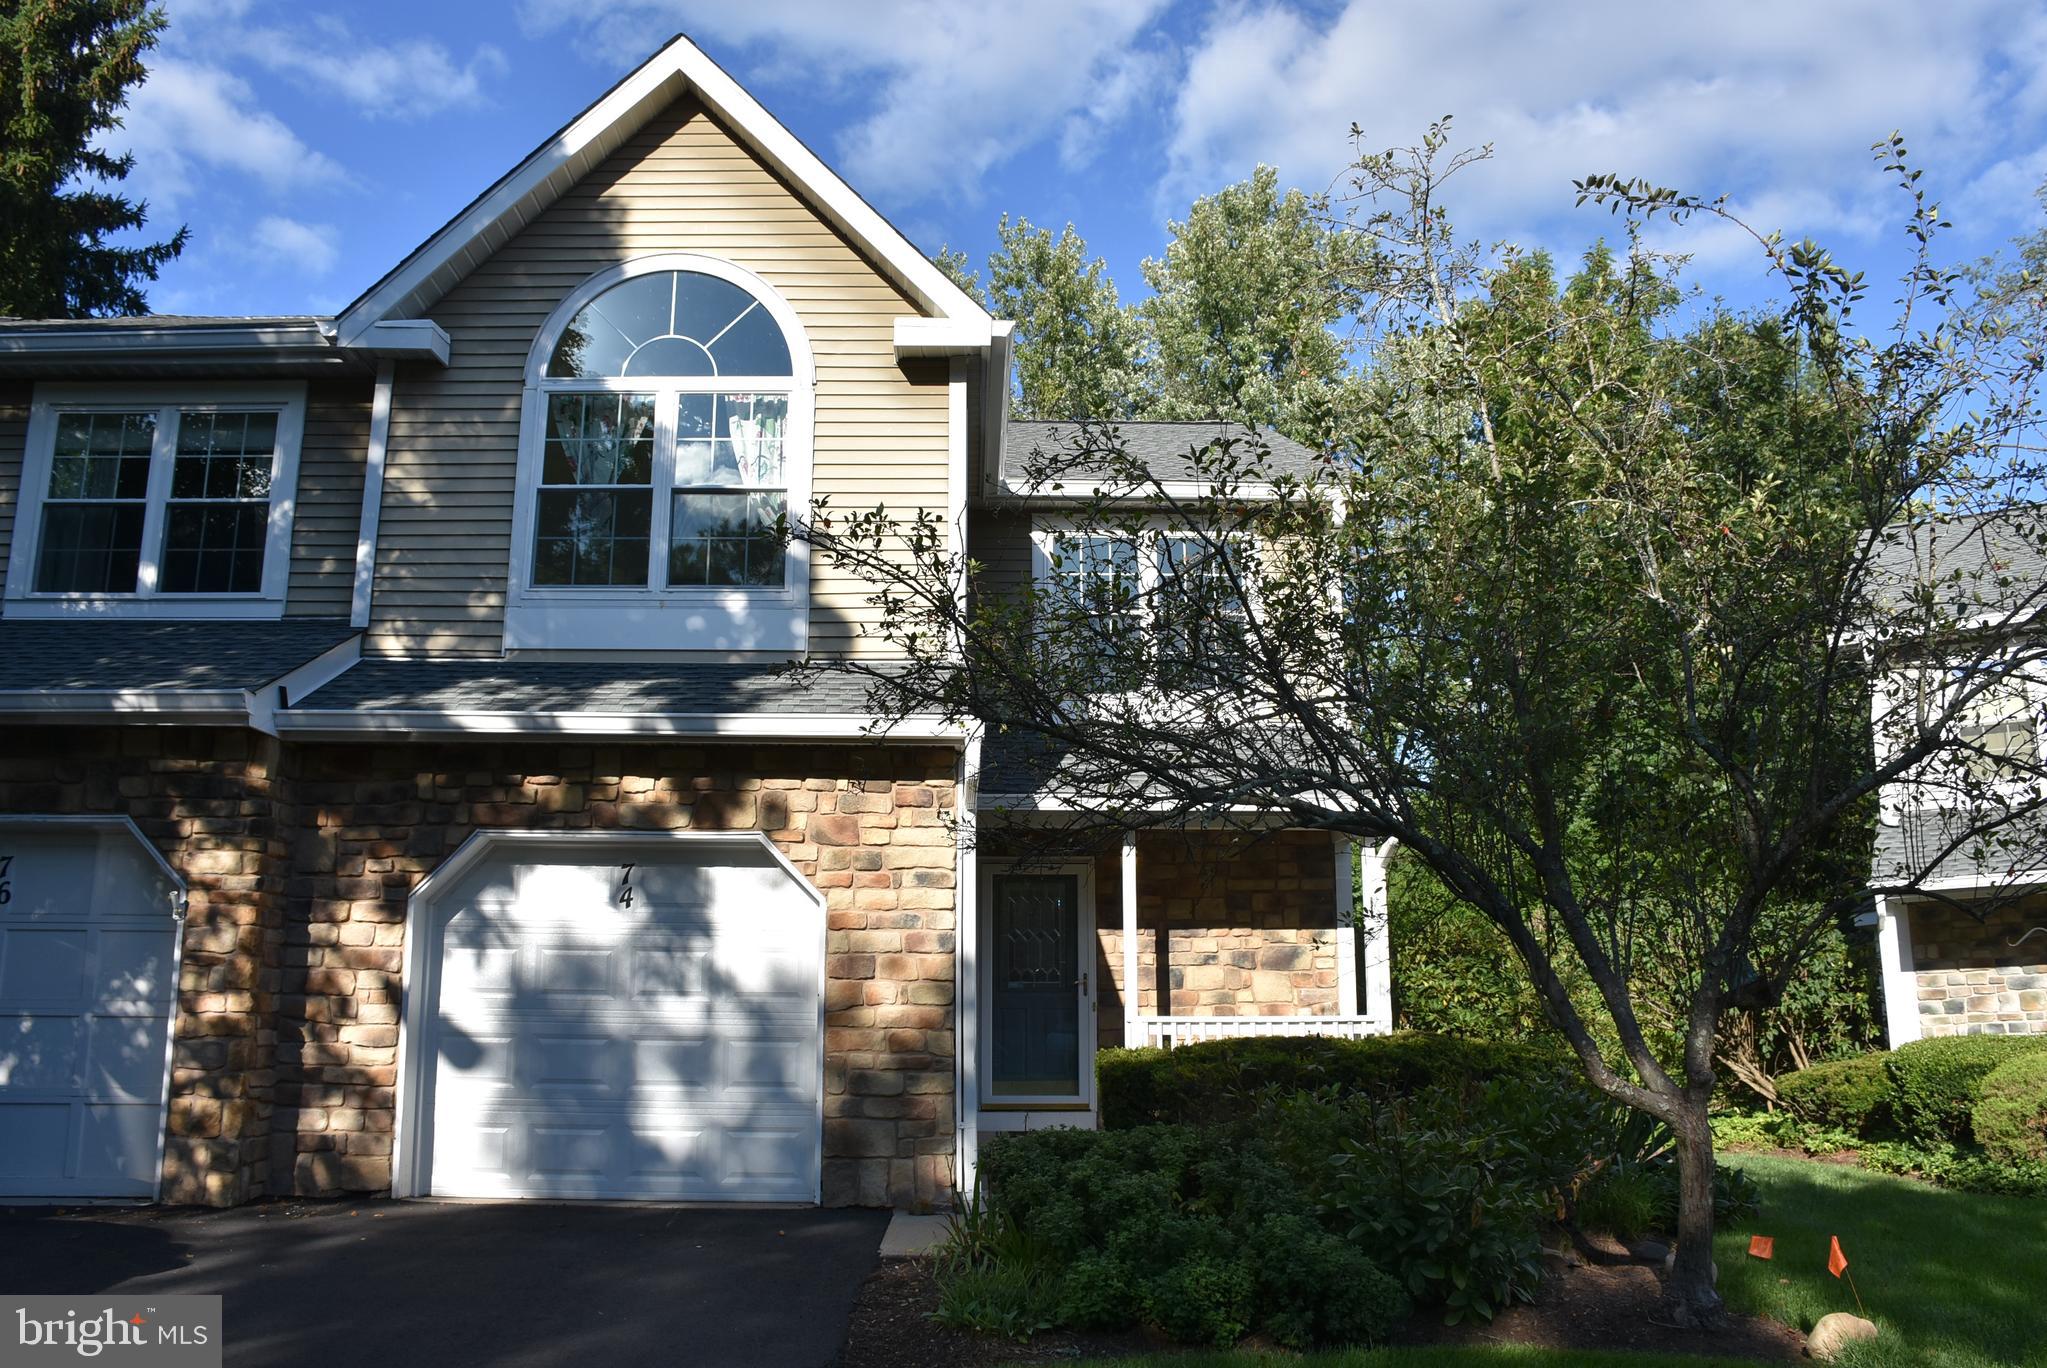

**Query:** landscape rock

left=1661, top=1247, right=1719, bottom=1285
left=1807, top=1312, right=1878, bottom=1361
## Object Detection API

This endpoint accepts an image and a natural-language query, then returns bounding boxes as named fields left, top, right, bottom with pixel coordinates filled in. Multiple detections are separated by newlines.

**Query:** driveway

left=0, top=1199, right=888, bottom=1368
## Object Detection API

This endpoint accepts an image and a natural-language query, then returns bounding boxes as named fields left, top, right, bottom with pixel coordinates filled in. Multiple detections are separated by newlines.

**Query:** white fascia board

left=336, top=34, right=992, bottom=345
left=351, top=320, right=451, bottom=364
left=0, top=321, right=333, bottom=356
left=0, top=689, right=249, bottom=722
left=272, top=709, right=966, bottom=741
left=981, top=323, right=1014, bottom=500
left=895, top=317, right=994, bottom=357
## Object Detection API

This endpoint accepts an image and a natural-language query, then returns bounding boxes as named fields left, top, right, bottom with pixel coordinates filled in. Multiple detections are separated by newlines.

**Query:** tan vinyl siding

left=369, top=95, right=949, bottom=657
left=0, top=381, right=28, bottom=609
left=285, top=382, right=371, bottom=619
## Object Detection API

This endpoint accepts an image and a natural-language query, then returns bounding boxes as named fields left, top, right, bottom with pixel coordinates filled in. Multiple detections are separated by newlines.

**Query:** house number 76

left=0, top=853, right=12, bottom=906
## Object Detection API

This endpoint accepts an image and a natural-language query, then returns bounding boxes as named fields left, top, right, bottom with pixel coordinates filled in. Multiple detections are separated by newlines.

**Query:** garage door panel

left=0, top=1016, right=85, bottom=1090
left=77, top=1101, right=162, bottom=1190
left=422, top=839, right=822, bottom=1202
left=0, top=1103, right=72, bottom=1179
left=83, top=1015, right=171, bottom=1100
left=93, top=930, right=175, bottom=1012
left=1, top=928, right=90, bottom=1003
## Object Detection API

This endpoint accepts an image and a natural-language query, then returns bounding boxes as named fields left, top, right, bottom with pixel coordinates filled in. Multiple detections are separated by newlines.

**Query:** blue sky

left=116, top=0, right=2047, bottom=325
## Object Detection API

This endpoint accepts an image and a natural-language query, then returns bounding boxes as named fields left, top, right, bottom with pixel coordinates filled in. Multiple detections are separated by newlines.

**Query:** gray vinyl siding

left=285, top=382, right=372, bottom=618
left=367, top=95, right=950, bottom=658
left=968, top=507, right=1032, bottom=608
left=0, top=381, right=27, bottom=612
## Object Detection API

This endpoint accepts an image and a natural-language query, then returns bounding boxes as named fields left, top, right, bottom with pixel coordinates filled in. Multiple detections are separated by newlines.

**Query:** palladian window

left=530, top=267, right=798, bottom=592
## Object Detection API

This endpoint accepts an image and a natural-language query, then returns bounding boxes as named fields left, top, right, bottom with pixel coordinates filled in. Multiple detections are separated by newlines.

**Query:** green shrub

left=1777, top=1053, right=1894, bottom=1135
left=1095, top=1031, right=1563, bottom=1130
left=1858, top=1139, right=2047, bottom=1197
left=977, top=1124, right=1409, bottom=1348
left=1972, top=1051, right=2047, bottom=1164
left=1317, top=1073, right=1597, bottom=1324
left=931, top=1184, right=1060, bottom=1340
left=1886, top=1035, right=2047, bottom=1146
left=1576, top=1164, right=1663, bottom=1240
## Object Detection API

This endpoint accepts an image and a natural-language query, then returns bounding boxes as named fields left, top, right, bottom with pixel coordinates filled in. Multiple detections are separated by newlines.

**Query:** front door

left=987, top=870, right=1092, bottom=1102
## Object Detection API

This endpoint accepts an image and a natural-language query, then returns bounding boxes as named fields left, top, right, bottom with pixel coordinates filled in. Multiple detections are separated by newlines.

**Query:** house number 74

left=618, top=863, right=635, bottom=908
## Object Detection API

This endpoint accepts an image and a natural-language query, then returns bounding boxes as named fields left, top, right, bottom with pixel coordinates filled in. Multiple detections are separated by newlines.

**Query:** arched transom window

left=524, top=263, right=805, bottom=597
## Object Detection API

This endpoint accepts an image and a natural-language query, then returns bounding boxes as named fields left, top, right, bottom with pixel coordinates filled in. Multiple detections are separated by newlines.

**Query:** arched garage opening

left=394, top=830, right=825, bottom=1202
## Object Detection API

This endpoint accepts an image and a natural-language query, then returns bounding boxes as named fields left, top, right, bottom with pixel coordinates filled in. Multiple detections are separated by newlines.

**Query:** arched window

left=509, top=255, right=813, bottom=652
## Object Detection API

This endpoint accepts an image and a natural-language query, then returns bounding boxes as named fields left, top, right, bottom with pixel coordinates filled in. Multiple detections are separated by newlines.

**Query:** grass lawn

left=1716, top=1154, right=2047, bottom=1368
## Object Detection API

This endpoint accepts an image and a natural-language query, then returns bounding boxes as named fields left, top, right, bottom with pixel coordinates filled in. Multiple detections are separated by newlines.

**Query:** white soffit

left=335, top=33, right=992, bottom=348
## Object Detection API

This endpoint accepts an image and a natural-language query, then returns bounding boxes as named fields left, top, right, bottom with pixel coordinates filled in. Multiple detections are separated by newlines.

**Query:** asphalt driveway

left=0, top=1199, right=889, bottom=1368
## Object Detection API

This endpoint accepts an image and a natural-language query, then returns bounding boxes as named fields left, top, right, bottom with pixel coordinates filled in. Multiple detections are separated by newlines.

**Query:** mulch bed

left=1396, top=1239, right=1803, bottom=1362
left=837, top=1246, right=1806, bottom=1367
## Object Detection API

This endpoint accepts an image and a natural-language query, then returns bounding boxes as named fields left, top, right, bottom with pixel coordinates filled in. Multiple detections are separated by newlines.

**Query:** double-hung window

left=1034, top=523, right=1256, bottom=689
left=509, top=257, right=812, bottom=652
left=3, top=384, right=305, bottom=617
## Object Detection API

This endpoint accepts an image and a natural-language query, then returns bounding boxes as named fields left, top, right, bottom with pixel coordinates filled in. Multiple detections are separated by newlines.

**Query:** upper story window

left=2, top=383, right=305, bottom=619
left=1034, top=522, right=1255, bottom=688
left=507, top=255, right=814, bottom=653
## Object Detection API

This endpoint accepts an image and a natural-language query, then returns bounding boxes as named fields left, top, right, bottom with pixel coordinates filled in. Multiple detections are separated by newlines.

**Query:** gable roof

left=1000, top=418, right=1324, bottom=494
left=335, top=33, right=990, bottom=348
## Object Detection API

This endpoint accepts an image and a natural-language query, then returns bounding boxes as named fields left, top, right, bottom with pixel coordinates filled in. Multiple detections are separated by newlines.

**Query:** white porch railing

left=1139, top=1015, right=1390, bottom=1049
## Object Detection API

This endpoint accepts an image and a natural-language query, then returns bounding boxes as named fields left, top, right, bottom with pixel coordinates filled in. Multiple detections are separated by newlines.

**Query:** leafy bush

left=1972, top=1051, right=2047, bottom=1165
left=1858, top=1139, right=2047, bottom=1197
left=1777, top=1053, right=1893, bottom=1135
left=1317, top=1072, right=1600, bottom=1324
left=1886, top=1035, right=2047, bottom=1146
left=974, top=1124, right=1408, bottom=1348
left=1096, top=1031, right=1563, bottom=1130
left=1576, top=1163, right=1664, bottom=1239
left=931, top=1184, right=1060, bottom=1340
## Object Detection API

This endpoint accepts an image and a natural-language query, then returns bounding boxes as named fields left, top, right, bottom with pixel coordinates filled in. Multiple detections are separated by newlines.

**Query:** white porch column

left=1122, top=831, right=1140, bottom=1046
left=955, top=729, right=981, bottom=1192
left=1877, top=894, right=1923, bottom=1047
left=1357, top=838, right=1395, bottom=1028
left=1333, top=836, right=1359, bottom=1015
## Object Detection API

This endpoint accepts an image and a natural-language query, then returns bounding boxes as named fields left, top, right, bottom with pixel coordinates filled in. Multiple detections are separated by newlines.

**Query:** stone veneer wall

left=1908, top=896, right=2047, bottom=1036
left=0, top=726, right=289, bottom=1205
left=281, top=740, right=959, bottom=1209
left=1091, top=829, right=1341, bottom=1049
left=0, top=726, right=958, bottom=1209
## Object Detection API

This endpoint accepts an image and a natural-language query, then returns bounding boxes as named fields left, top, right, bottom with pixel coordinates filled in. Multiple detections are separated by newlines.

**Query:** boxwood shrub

left=1886, top=1034, right=2047, bottom=1146
left=1095, top=1031, right=1562, bottom=1130
left=1972, top=1050, right=2047, bottom=1164
left=1776, top=1053, right=1894, bottom=1136
left=975, top=1124, right=1409, bottom=1348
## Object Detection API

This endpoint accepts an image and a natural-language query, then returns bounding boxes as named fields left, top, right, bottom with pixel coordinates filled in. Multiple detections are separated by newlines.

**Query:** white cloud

left=1163, top=0, right=2047, bottom=263
left=513, top=0, right=1172, bottom=201
left=106, top=56, right=346, bottom=212
left=229, top=20, right=509, bottom=119
left=244, top=215, right=340, bottom=275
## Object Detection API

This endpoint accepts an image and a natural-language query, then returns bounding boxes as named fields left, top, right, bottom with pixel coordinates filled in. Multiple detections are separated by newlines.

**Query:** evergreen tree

left=1, top=0, right=186, bottom=317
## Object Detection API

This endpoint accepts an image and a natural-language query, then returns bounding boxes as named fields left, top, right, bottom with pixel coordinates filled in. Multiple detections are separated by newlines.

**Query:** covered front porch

left=958, top=819, right=1395, bottom=1171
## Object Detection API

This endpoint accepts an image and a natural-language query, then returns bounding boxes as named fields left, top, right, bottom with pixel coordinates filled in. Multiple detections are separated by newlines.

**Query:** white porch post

left=1333, top=836, right=1359, bottom=1015
left=1358, top=838, right=1395, bottom=1028
left=1122, top=831, right=1140, bottom=1047
left=1877, top=894, right=1922, bottom=1047
left=955, top=728, right=981, bottom=1193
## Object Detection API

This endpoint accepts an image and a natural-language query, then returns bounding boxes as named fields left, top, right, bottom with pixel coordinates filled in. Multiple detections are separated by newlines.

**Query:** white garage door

left=0, top=818, right=183, bottom=1200
left=411, top=835, right=823, bottom=1202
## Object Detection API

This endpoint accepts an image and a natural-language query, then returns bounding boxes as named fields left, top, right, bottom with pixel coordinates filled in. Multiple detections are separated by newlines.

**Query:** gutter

left=271, top=709, right=968, bottom=742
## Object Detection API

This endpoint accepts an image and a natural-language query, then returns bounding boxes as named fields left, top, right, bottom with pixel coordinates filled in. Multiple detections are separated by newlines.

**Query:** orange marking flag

left=1828, top=1235, right=1849, bottom=1278
left=1747, top=1235, right=1775, bottom=1260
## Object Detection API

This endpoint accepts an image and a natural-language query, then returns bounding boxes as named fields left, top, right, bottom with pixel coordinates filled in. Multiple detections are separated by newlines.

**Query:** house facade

left=0, top=36, right=1391, bottom=1211
left=1871, top=514, right=2047, bottom=1044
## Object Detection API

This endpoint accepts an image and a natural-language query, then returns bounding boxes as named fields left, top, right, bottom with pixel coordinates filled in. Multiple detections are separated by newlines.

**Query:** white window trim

left=1028, top=515, right=1256, bottom=662
left=504, top=253, right=816, bottom=653
left=4, top=381, right=306, bottom=619
left=1877, top=659, right=2047, bottom=825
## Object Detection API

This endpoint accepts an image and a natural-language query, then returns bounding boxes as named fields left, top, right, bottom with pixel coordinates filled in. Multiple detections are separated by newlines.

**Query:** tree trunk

left=1662, top=1099, right=1727, bottom=1329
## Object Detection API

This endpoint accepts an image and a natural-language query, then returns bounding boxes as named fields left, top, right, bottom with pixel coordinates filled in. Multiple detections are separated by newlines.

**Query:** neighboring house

left=1871, top=511, right=2047, bottom=1045
left=0, top=35, right=1391, bottom=1211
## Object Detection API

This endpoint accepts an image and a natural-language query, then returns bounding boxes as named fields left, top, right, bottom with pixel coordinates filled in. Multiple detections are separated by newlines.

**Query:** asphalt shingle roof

left=0, top=619, right=357, bottom=692
left=290, top=658, right=893, bottom=715
left=1867, top=505, right=2047, bottom=616
left=1001, top=419, right=1323, bottom=490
